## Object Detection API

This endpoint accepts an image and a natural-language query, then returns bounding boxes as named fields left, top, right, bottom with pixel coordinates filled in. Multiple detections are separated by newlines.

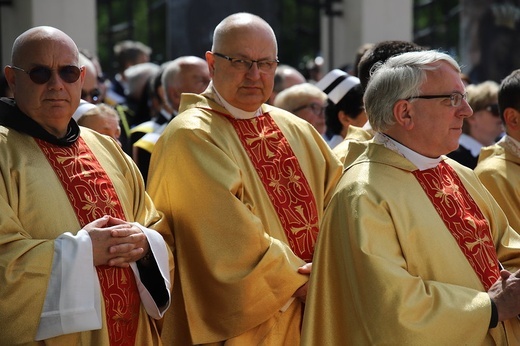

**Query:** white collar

left=211, top=83, right=262, bottom=119
left=498, top=135, right=520, bottom=158
left=374, top=132, right=442, bottom=171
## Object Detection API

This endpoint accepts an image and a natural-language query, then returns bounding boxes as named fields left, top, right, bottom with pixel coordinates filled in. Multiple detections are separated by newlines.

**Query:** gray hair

left=364, top=50, right=461, bottom=132
left=273, top=82, right=327, bottom=112
left=124, top=62, right=160, bottom=99
left=161, top=56, right=207, bottom=108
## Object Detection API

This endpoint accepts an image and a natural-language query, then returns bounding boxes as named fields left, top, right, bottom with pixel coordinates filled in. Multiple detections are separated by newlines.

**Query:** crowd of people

left=2, top=11, right=520, bottom=346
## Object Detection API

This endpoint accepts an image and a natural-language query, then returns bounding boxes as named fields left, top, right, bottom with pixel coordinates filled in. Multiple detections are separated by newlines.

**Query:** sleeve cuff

left=489, top=298, right=499, bottom=329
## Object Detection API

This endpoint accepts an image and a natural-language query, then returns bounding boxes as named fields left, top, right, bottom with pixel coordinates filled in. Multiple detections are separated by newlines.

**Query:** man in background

left=475, top=69, right=520, bottom=233
left=133, top=56, right=209, bottom=182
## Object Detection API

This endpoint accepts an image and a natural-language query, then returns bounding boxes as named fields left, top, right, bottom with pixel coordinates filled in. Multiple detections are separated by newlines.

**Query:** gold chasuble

left=301, top=141, right=520, bottom=345
left=148, top=90, right=343, bottom=345
left=412, top=162, right=500, bottom=290
left=35, top=137, right=140, bottom=346
left=228, top=113, right=318, bottom=262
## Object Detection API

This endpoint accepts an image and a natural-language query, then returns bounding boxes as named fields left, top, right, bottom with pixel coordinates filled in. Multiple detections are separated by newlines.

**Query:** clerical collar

left=498, top=135, right=520, bottom=158
left=0, top=97, right=80, bottom=146
left=211, top=83, right=262, bottom=119
left=374, top=132, right=442, bottom=171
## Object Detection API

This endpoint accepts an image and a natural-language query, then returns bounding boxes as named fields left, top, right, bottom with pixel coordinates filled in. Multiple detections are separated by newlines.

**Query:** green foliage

left=413, top=0, right=460, bottom=58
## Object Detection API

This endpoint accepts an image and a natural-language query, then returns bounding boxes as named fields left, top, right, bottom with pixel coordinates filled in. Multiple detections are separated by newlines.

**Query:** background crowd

left=3, top=10, right=520, bottom=345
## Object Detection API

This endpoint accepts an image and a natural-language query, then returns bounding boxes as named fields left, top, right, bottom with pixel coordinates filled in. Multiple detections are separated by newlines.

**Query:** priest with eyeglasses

left=302, top=50, right=520, bottom=345
left=147, top=12, right=342, bottom=345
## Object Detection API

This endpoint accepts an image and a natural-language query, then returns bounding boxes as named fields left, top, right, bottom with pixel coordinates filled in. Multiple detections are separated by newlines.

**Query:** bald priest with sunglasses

left=147, top=12, right=342, bottom=345
left=0, top=26, right=173, bottom=345
left=302, top=50, right=520, bottom=345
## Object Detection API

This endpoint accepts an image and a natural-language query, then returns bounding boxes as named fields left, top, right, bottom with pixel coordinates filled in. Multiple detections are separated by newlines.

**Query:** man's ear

left=205, top=51, right=216, bottom=77
left=393, top=99, right=414, bottom=130
left=504, top=107, right=520, bottom=130
left=4, top=66, right=16, bottom=91
left=78, top=65, right=86, bottom=87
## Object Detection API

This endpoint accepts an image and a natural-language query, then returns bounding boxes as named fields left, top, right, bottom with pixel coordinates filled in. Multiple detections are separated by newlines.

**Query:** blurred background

left=1, top=0, right=519, bottom=84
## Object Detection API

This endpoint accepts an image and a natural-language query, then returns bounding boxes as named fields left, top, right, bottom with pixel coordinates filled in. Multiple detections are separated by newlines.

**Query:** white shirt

left=374, top=132, right=442, bottom=171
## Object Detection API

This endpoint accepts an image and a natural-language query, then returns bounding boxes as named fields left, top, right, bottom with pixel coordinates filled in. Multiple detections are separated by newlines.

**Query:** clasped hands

left=488, top=269, right=520, bottom=322
left=84, top=215, right=150, bottom=268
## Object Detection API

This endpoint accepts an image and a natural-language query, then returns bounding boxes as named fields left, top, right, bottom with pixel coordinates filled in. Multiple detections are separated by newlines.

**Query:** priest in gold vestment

left=147, top=13, right=342, bottom=345
left=475, top=69, right=520, bottom=234
left=302, top=50, right=520, bottom=345
left=0, top=26, right=173, bottom=345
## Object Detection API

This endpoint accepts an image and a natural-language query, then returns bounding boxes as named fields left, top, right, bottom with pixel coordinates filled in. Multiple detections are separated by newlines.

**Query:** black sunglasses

left=9, top=65, right=83, bottom=85
left=485, top=104, right=500, bottom=117
left=81, top=88, right=101, bottom=102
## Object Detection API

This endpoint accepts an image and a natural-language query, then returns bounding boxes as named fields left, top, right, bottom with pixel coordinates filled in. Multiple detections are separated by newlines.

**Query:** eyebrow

left=232, top=53, right=276, bottom=61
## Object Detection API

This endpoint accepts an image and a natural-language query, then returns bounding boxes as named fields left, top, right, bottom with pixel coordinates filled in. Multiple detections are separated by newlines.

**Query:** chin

left=446, top=144, right=459, bottom=154
left=237, top=100, right=264, bottom=112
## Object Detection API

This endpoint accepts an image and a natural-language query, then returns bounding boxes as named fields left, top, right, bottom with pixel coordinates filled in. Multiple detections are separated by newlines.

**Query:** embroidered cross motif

left=412, top=161, right=500, bottom=290
left=36, top=137, right=140, bottom=345
left=229, top=114, right=319, bottom=262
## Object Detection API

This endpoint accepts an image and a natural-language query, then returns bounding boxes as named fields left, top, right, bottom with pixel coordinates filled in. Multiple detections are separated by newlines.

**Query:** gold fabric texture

left=476, top=139, right=520, bottom=234
left=147, top=90, right=342, bottom=344
left=0, top=126, right=169, bottom=345
left=302, top=140, right=520, bottom=345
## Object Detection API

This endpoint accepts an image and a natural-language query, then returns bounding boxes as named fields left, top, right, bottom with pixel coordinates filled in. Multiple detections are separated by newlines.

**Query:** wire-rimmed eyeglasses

left=406, top=92, right=467, bottom=107
left=81, top=88, right=101, bottom=103
left=292, top=102, right=326, bottom=116
left=213, top=52, right=279, bottom=73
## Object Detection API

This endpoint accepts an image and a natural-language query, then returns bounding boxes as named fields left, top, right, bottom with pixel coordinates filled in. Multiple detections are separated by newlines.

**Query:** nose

left=246, top=62, right=261, bottom=79
left=46, top=70, right=64, bottom=89
left=459, top=99, right=473, bottom=118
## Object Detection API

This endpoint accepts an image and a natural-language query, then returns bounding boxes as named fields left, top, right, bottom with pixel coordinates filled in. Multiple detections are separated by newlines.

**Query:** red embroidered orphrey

left=229, top=114, right=319, bottom=262
left=412, top=161, right=500, bottom=291
left=36, top=137, right=140, bottom=345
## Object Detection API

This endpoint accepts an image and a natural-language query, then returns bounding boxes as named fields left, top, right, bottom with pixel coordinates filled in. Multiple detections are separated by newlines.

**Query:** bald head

left=162, top=55, right=210, bottom=111
left=162, top=56, right=208, bottom=89
left=207, top=13, right=278, bottom=111
left=12, top=26, right=79, bottom=66
left=5, top=26, right=84, bottom=138
left=212, top=12, right=277, bottom=55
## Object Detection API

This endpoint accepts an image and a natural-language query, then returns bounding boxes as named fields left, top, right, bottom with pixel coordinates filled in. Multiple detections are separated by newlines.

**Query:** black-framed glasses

left=485, top=104, right=500, bottom=117
left=81, top=88, right=101, bottom=102
left=9, top=65, right=83, bottom=85
left=213, top=52, right=279, bottom=72
left=292, top=103, right=326, bottom=116
left=406, top=92, right=467, bottom=107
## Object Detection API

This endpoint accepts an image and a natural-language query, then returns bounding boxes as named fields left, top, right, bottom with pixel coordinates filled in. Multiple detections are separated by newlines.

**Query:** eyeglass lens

left=486, top=104, right=500, bottom=116
left=451, top=93, right=463, bottom=107
left=81, top=88, right=101, bottom=101
left=23, top=66, right=81, bottom=84
left=309, top=103, right=325, bottom=115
